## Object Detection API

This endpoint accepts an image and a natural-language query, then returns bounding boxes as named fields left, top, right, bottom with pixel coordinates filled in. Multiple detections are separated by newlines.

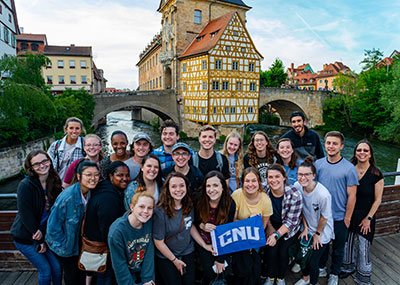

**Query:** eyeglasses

left=85, top=144, right=101, bottom=148
left=82, top=173, right=100, bottom=179
left=32, top=159, right=50, bottom=169
left=254, top=139, right=266, bottom=143
left=172, top=152, right=190, bottom=157
left=356, top=149, right=370, bottom=153
left=298, top=173, right=313, bottom=178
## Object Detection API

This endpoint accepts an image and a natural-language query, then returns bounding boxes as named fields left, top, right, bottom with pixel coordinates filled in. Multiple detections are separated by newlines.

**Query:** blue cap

left=172, top=142, right=191, bottom=153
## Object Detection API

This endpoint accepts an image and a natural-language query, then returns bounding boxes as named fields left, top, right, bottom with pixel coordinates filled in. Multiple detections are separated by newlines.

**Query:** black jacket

left=281, top=126, right=325, bottom=160
left=11, top=176, right=47, bottom=245
left=84, top=179, right=125, bottom=243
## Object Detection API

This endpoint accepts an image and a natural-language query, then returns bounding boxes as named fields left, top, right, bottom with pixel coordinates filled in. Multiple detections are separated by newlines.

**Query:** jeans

left=320, top=220, right=348, bottom=275
left=54, top=253, right=85, bottom=285
left=302, top=243, right=328, bottom=284
left=14, top=241, right=62, bottom=285
left=155, top=252, right=195, bottom=285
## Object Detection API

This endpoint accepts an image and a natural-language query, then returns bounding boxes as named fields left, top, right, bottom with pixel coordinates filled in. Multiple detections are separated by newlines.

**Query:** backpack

left=192, top=151, right=223, bottom=172
left=54, top=137, right=86, bottom=171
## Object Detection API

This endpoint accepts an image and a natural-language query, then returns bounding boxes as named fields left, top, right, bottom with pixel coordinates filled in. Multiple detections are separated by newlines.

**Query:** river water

left=1, top=111, right=400, bottom=209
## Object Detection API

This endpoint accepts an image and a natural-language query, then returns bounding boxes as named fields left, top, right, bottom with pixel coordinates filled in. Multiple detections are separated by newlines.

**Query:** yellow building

left=137, top=33, right=163, bottom=90
left=43, top=45, right=95, bottom=94
left=179, top=11, right=262, bottom=124
left=315, top=61, right=350, bottom=91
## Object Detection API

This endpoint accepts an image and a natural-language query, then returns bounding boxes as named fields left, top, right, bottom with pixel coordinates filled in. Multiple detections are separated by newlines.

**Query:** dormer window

left=210, top=30, right=219, bottom=38
left=196, top=36, right=204, bottom=42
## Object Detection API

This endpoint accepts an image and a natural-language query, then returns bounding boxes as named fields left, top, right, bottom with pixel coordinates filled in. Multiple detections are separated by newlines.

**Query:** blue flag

left=210, top=215, right=266, bottom=256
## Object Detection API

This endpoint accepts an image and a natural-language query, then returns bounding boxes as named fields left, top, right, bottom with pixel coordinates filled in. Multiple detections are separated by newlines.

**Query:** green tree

left=360, top=48, right=383, bottom=71
left=0, top=53, right=50, bottom=90
left=376, top=62, right=400, bottom=142
left=53, top=88, right=95, bottom=131
left=260, top=58, right=287, bottom=87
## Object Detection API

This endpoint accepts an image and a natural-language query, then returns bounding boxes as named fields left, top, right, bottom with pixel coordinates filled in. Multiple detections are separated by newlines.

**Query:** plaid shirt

left=267, top=185, right=303, bottom=240
left=152, top=145, right=174, bottom=171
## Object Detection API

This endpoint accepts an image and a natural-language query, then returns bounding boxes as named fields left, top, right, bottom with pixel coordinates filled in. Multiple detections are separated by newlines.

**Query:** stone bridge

left=259, top=87, right=326, bottom=127
left=92, top=90, right=180, bottom=129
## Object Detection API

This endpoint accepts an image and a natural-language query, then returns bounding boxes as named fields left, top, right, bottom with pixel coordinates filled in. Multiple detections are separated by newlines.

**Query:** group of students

left=10, top=113, right=383, bottom=285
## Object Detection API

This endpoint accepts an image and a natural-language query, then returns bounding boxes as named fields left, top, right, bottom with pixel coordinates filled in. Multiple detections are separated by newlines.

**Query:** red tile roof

left=17, top=33, right=47, bottom=43
left=179, top=11, right=235, bottom=59
left=293, top=70, right=317, bottom=85
left=315, top=61, right=350, bottom=78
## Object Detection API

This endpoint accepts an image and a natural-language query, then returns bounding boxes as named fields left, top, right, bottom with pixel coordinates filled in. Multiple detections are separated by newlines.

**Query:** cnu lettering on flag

left=210, top=215, right=266, bottom=256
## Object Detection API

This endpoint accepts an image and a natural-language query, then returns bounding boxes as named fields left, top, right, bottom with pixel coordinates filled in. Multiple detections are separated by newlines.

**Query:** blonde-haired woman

left=48, top=117, right=86, bottom=181
left=62, top=133, right=104, bottom=188
left=221, top=131, right=244, bottom=193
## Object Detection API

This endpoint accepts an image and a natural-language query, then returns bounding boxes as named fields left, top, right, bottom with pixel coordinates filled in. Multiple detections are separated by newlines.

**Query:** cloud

left=17, top=0, right=161, bottom=89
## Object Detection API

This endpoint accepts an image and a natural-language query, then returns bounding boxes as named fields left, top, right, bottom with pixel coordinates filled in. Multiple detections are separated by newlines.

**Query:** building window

left=70, top=76, right=76, bottom=84
left=215, top=60, right=222, bottom=70
left=241, top=47, right=245, bottom=53
left=213, top=107, right=217, bottom=114
left=150, top=80, right=152, bottom=89
left=194, top=108, right=196, bottom=115
left=80, top=60, right=87, bottom=69
left=187, top=107, right=190, bottom=113
left=249, top=63, right=254, bottom=72
left=159, top=76, right=162, bottom=87
left=248, top=107, right=254, bottom=113
left=250, top=82, right=256, bottom=91
left=46, top=61, right=52, bottom=69
left=8, top=14, right=12, bottom=23
left=226, top=46, right=230, bottom=51
left=202, top=81, right=207, bottom=90
left=182, top=63, right=186, bottom=72
left=3, top=27, right=9, bottom=43
left=236, top=81, right=242, bottom=91
left=58, top=76, right=64, bottom=84
left=156, top=54, right=158, bottom=64
left=202, top=107, right=205, bottom=114
left=69, top=60, right=75, bottom=69
left=47, top=76, right=53, bottom=84
left=212, top=81, right=219, bottom=90
left=319, top=79, right=322, bottom=83
left=202, top=60, right=207, bottom=70
left=234, top=31, right=238, bottom=36
left=232, top=61, right=238, bottom=71
left=194, top=10, right=202, bottom=24
left=183, top=82, right=187, bottom=91
left=231, top=107, right=236, bottom=114
left=81, top=76, right=87, bottom=84
left=20, top=42, right=28, bottom=51
left=153, top=79, right=155, bottom=88
left=0, top=5, right=2, bottom=14
left=210, top=31, right=218, bottom=38
left=58, top=60, right=64, bottom=68
left=156, top=77, right=158, bottom=88
left=222, top=81, right=229, bottom=90
left=225, top=107, right=229, bottom=114
left=31, top=43, right=39, bottom=51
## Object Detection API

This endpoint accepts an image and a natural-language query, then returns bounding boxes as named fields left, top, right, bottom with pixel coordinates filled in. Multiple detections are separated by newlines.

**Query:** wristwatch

left=315, top=231, right=321, bottom=236
left=367, top=216, right=372, bottom=221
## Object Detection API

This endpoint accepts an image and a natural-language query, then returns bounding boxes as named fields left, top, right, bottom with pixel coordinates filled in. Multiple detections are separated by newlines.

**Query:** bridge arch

left=259, top=99, right=308, bottom=126
left=92, top=90, right=180, bottom=129
left=259, top=87, right=325, bottom=127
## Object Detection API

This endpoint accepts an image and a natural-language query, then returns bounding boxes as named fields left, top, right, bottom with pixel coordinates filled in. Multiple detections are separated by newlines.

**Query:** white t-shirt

left=294, top=181, right=334, bottom=244
left=59, top=142, right=76, bottom=180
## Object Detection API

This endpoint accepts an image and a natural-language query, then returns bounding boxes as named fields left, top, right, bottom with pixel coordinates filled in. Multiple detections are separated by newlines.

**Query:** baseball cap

left=172, top=142, right=191, bottom=153
left=132, top=132, right=152, bottom=144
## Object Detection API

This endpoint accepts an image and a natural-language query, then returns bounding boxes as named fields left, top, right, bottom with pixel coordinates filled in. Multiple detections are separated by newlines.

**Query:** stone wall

left=0, top=137, right=55, bottom=180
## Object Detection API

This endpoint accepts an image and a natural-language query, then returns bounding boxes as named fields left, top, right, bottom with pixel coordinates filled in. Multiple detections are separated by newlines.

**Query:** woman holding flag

left=196, top=171, right=237, bottom=284
left=231, top=167, right=273, bottom=284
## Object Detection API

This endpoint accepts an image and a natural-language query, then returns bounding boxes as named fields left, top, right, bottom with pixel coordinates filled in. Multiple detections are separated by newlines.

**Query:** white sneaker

left=327, top=274, right=338, bottom=285
left=294, top=279, right=310, bottom=285
left=263, top=278, right=274, bottom=285
left=319, top=267, right=327, bottom=277
left=276, top=279, right=286, bottom=285
left=291, top=263, right=301, bottom=273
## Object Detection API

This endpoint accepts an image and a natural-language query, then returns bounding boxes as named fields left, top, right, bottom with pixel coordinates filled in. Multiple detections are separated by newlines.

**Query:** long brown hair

left=241, top=167, right=264, bottom=193
left=350, top=139, right=382, bottom=176
left=246, top=131, right=276, bottom=167
left=221, top=132, right=244, bottom=176
left=276, top=138, right=299, bottom=170
left=24, top=150, right=62, bottom=205
left=158, top=172, right=192, bottom=218
left=197, top=171, right=232, bottom=225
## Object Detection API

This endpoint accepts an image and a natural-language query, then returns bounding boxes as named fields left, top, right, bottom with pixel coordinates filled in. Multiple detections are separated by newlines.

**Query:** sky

left=16, top=0, right=400, bottom=89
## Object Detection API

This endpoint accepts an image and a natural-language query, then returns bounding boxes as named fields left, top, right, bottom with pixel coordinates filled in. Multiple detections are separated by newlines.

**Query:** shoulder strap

left=165, top=215, right=185, bottom=242
left=54, top=140, right=62, bottom=171
left=215, top=151, right=223, bottom=171
left=192, top=153, right=199, bottom=168
left=80, top=137, right=86, bottom=157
